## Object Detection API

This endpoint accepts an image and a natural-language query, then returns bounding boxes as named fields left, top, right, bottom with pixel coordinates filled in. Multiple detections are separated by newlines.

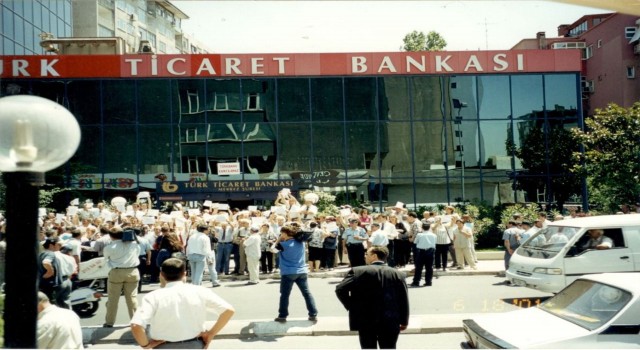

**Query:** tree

left=572, top=103, right=640, bottom=213
left=507, top=125, right=582, bottom=211
left=425, top=31, right=447, bottom=51
left=402, top=30, right=447, bottom=52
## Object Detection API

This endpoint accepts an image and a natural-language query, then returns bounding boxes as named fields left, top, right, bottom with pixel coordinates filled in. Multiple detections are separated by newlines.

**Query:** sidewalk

left=84, top=313, right=483, bottom=346
left=83, top=253, right=505, bottom=346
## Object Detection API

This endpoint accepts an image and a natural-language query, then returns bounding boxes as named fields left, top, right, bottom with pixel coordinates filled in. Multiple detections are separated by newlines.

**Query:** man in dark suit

left=335, top=246, right=410, bottom=349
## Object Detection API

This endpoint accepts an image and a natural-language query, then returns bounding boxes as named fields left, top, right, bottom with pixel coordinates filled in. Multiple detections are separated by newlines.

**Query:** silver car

left=462, top=273, right=640, bottom=348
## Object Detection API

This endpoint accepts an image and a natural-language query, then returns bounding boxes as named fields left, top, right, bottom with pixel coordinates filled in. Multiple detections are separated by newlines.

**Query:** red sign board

left=0, top=50, right=581, bottom=79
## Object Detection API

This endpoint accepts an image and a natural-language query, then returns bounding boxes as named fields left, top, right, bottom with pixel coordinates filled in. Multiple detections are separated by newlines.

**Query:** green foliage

left=402, top=30, right=447, bottom=51
left=402, top=30, right=426, bottom=51
left=572, top=103, right=640, bottom=213
left=299, top=190, right=339, bottom=216
left=334, top=192, right=362, bottom=210
left=498, top=203, right=540, bottom=229
left=425, top=31, right=447, bottom=51
left=508, top=125, right=581, bottom=209
left=39, top=187, right=69, bottom=210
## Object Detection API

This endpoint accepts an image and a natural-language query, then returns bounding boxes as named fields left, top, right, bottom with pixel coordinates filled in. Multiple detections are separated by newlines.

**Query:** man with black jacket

left=335, top=246, right=409, bottom=349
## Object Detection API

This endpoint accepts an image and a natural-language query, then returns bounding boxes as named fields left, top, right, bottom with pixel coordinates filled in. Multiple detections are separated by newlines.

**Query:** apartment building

left=512, top=13, right=640, bottom=116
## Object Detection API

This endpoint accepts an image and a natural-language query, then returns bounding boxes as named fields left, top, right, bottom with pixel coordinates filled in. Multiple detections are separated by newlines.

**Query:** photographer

left=273, top=224, right=318, bottom=323
left=103, top=226, right=140, bottom=328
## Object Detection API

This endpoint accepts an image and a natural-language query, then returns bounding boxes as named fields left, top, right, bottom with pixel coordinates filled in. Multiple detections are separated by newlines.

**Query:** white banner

left=217, top=162, right=241, bottom=175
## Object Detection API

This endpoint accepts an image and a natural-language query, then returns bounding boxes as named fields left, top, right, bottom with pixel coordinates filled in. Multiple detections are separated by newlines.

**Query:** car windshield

left=516, top=226, right=579, bottom=259
left=540, top=279, right=632, bottom=331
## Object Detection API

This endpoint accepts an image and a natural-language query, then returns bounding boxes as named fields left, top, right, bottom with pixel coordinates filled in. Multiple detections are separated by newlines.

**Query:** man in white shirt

left=368, top=223, right=389, bottom=247
left=582, top=229, right=614, bottom=250
left=186, top=224, right=212, bottom=286
left=37, top=292, right=83, bottom=349
left=130, top=258, right=235, bottom=349
left=39, top=237, right=73, bottom=309
left=103, top=227, right=140, bottom=328
left=376, top=214, right=397, bottom=266
left=243, top=225, right=262, bottom=285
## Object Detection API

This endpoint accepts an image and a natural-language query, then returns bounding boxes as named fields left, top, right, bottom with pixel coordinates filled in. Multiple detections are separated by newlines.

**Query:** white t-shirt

left=186, top=232, right=212, bottom=256
left=37, top=305, right=83, bottom=349
left=243, top=233, right=262, bottom=259
left=54, top=251, right=77, bottom=277
left=130, top=281, right=233, bottom=342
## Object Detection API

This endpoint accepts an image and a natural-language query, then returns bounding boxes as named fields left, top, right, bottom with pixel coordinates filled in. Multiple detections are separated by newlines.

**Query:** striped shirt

left=434, top=225, right=451, bottom=245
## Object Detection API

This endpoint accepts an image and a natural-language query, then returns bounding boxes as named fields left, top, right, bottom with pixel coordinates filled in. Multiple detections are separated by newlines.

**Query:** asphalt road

left=80, top=274, right=552, bottom=327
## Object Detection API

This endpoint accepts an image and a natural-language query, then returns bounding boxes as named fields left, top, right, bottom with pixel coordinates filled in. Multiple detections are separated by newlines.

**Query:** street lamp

left=452, top=99, right=467, bottom=201
left=0, top=95, right=80, bottom=348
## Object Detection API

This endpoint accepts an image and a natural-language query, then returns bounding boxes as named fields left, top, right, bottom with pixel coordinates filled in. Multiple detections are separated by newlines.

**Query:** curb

left=83, top=260, right=505, bottom=345
left=84, top=314, right=474, bottom=345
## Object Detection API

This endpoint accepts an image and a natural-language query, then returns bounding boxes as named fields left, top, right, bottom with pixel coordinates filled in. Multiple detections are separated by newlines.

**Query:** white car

left=462, top=273, right=640, bottom=348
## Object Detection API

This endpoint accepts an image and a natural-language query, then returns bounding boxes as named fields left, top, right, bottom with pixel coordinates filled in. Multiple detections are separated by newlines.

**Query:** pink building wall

left=581, top=14, right=640, bottom=114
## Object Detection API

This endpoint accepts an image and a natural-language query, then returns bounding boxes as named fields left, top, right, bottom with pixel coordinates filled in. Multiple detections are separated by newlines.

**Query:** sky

left=174, top=0, right=608, bottom=53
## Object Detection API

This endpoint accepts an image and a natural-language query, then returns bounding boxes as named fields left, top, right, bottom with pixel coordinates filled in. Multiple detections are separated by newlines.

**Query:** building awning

left=313, top=185, right=359, bottom=193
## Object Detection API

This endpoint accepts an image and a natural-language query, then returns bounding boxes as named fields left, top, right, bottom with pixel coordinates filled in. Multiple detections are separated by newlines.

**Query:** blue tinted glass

left=50, top=12, right=58, bottom=34
left=13, top=0, right=23, bottom=16
left=24, top=22, right=34, bottom=50
left=23, top=0, right=33, bottom=21
left=3, top=38, right=14, bottom=55
left=33, top=31, right=41, bottom=53
left=64, top=1, right=71, bottom=21
left=42, top=4, right=49, bottom=32
left=3, top=9, right=14, bottom=37
left=449, top=75, right=478, bottom=121
left=544, top=74, right=579, bottom=112
left=478, top=75, right=510, bottom=119
left=33, top=2, right=42, bottom=27
left=14, top=17, right=24, bottom=46
left=511, top=75, right=543, bottom=120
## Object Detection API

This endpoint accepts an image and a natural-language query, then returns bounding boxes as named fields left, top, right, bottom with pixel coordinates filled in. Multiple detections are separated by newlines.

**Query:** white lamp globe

left=0, top=95, right=81, bottom=172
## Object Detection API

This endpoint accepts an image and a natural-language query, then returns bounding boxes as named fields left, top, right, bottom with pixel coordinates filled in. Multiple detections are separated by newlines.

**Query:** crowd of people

left=5, top=188, right=636, bottom=349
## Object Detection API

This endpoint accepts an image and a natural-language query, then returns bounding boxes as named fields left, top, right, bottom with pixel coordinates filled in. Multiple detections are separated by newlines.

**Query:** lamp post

left=452, top=99, right=467, bottom=202
left=0, top=95, right=80, bottom=348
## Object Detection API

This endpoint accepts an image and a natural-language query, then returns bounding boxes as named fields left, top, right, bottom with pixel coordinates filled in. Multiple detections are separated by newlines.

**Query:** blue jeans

left=216, top=243, right=233, bottom=274
left=188, top=253, right=206, bottom=285
left=278, top=273, right=317, bottom=318
left=206, top=251, right=219, bottom=283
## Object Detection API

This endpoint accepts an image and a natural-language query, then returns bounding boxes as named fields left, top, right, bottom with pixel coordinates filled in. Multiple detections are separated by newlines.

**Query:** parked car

left=506, top=215, right=640, bottom=293
left=462, top=273, right=640, bottom=348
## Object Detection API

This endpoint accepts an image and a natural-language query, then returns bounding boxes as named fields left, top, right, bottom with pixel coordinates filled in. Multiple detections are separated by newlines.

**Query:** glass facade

left=0, top=73, right=581, bottom=208
left=1, top=0, right=73, bottom=55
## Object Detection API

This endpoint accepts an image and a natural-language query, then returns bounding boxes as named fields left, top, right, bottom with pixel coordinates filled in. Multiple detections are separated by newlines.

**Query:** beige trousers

left=105, top=267, right=140, bottom=326
left=454, top=247, right=476, bottom=269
